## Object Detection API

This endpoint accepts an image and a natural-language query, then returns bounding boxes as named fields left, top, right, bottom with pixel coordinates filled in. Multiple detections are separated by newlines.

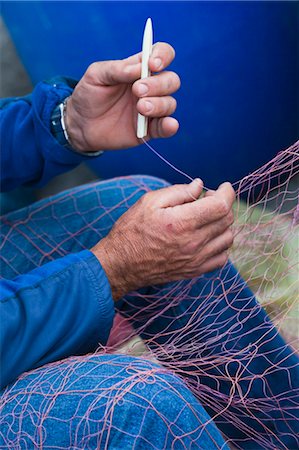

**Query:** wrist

left=51, top=96, right=103, bottom=156
left=91, top=238, right=133, bottom=301
left=64, top=95, right=87, bottom=152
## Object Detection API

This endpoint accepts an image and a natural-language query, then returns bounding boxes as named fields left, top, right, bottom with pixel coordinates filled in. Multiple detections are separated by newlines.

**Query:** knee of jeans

left=115, top=356, right=203, bottom=421
left=0, top=355, right=225, bottom=448
left=108, top=357, right=223, bottom=446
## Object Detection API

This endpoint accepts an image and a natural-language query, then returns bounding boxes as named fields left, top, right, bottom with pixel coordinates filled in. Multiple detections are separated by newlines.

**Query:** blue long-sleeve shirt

left=0, top=79, right=115, bottom=389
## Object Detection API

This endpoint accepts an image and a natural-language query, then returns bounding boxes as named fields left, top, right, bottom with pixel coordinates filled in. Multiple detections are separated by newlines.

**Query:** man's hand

left=66, top=43, right=180, bottom=152
left=92, top=180, right=235, bottom=300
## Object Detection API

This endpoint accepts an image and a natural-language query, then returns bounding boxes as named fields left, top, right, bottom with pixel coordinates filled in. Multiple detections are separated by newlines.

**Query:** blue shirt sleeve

left=0, top=250, right=115, bottom=389
left=0, top=78, right=97, bottom=192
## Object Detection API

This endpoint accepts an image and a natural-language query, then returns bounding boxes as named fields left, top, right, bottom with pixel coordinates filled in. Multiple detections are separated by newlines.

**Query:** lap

left=1, top=175, right=298, bottom=448
left=0, top=353, right=228, bottom=449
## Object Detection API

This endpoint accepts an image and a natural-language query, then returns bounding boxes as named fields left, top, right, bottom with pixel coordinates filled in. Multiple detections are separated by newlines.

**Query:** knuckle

left=222, top=230, right=233, bottom=248
left=158, top=98, right=175, bottom=116
left=172, top=183, right=184, bottom=193
left=217, top=199, right=229, bottom=216
left=140, top=191, right=152, bottom=205
left=183, top=239, right=198, bottom=255
left=85, top=62, right=99, bottom=81
left=173, top=218, right=187, bottom=233
left=217, top=252, right=228, bottom=269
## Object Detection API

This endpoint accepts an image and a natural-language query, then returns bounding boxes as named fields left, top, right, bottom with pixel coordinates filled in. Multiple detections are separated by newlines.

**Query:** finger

left=149, top=42, right=176, bottom=72
left=214, top=182, right=236, bottom=210
left=193, top=210, right=234, bottom=239
left=153, top=179, right=203, bottom=208
left=85, top=60, right=141, bottom=86
left=197, top=251, right=229, bottom=275
left=137, top=96, right=177, bottom=117
left=123, top=51, right=143, bottom=65
left=176, top=182, right=235, bottom=227
left=202, top=228, right=234, bottom=260
left=205, top=184, right=235, bottom=209
left=204, top=189, right=216, bottom=197
left=175, top=194, right=232, bottom=227
left=125, top=42, right=175, bottom=70
left=132, top=71, right=181, bottom=98
left=149, top=117, right=179, bottom=138
left=85, top=43, right=176, bottom=86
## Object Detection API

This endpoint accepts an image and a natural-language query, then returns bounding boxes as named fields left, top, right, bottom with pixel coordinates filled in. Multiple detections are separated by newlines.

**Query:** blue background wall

left=2, top=1, right=298, bottom=188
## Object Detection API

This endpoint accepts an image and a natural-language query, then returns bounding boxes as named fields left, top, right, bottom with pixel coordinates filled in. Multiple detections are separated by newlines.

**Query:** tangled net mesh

left=0, top=141, right=298, bottom=449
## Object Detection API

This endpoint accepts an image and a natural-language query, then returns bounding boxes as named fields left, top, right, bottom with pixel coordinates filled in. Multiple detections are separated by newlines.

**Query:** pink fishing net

left=0, top=140, right=298, bottom=449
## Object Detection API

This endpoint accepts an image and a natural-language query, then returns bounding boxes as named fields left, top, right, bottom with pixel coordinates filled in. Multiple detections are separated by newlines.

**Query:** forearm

left=0, top=250, right=114, bottom=389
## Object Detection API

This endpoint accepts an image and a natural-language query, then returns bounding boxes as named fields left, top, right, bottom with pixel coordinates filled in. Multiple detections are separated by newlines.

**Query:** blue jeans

left=0, top=176, right=298, bottom=449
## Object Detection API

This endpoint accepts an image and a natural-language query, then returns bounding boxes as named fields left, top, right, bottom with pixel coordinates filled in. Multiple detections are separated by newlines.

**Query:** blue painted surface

left=2, top=1, right=298, bottom=187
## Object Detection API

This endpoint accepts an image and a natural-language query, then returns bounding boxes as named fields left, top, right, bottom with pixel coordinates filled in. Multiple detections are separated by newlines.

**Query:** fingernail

left=144, top=101, right=153, bottom=112
left=154, top=57, right=162, bottom=70
left=193, top=178, right=203, bottom=185
left=137, top=83, right=148, bottom=96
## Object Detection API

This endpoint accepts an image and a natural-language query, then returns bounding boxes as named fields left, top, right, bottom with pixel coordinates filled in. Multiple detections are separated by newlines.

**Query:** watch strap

left=51, top=98, right=103, bottom=157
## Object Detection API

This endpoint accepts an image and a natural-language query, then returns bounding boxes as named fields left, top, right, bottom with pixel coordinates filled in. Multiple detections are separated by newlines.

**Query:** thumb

left=157, top=179, right=203, bottom=208
left=88, top=58, right=142, bottom=87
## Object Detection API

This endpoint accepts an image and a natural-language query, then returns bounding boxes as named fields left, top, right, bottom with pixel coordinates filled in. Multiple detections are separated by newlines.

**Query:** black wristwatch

left=50, top=97, right=103, bottom=157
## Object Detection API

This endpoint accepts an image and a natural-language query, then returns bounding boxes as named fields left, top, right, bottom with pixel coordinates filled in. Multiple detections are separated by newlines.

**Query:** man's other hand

left=66, top=43, right=180, bottom=152
left=92, top=180, right=235, bottom=300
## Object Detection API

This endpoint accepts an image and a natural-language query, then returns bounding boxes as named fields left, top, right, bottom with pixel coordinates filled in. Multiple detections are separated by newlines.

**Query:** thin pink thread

left=142, top=138, right=215, bottom=191
left=142, top=138, right=195, bottom=183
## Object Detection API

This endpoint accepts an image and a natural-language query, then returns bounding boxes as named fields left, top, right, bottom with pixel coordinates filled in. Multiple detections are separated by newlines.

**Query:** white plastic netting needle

left=137, top=18, right=153, bottom=139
